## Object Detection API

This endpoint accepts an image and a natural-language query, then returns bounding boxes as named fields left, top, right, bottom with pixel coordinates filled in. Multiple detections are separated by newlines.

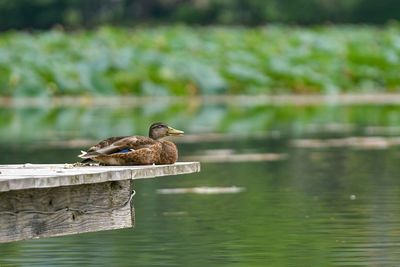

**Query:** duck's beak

left=167, top=126, right=184, bottom=136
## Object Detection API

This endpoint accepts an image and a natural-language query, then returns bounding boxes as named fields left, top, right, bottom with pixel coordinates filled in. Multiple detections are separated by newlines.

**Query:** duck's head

left=149, top=122, right=184, bottom=140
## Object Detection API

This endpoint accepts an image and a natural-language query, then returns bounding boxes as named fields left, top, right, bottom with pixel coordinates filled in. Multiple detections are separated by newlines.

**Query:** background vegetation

left=1, top=25, right=400, bottom=97
left=1, top=1, right=399, bottom=97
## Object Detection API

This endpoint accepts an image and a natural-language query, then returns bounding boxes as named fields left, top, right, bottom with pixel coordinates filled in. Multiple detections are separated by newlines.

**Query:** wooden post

left=0, top=162, right=200, bottom=243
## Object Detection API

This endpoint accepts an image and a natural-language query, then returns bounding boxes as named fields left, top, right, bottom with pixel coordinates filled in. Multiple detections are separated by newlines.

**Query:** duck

left=78, top=122, right=184, bottom=165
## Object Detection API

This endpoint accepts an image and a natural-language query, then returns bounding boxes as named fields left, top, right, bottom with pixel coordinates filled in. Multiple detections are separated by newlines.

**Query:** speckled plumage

left=78, top=123, right=183, bottom=166
left=158, top=140, right=178, bottom=164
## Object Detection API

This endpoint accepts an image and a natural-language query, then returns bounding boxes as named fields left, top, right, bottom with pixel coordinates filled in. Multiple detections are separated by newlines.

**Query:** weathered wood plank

left=0, top=179, right=134, bottom=243
left=0, top=162, right=200, bottom=192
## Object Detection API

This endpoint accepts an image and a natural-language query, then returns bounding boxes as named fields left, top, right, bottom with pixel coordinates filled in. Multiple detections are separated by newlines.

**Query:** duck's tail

left=78, top=150, right=89, bottom=158
left=78, top=150, right=100, bottom=159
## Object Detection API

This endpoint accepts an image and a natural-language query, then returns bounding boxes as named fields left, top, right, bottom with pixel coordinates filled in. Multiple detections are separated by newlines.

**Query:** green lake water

left=1, top=138, right=400, bottom=266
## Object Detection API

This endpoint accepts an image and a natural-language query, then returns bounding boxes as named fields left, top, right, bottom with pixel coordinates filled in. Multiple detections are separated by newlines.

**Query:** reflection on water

left=1, top=139, right=400, bottom=266
left=3, top=100, right=400, bottom=143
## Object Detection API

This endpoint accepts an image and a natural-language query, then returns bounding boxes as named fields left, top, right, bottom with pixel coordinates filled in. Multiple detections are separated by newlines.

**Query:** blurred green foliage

left=1, top=0, right=400, bottom=30
left=1, top=25, right=400, bottom=96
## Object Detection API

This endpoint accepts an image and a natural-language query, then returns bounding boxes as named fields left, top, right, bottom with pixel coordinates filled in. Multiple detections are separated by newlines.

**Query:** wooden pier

left=0, top=162, right=200, bottom=243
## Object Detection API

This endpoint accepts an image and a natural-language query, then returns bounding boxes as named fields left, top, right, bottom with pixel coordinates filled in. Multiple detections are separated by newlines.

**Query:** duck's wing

left=79, top=136, right=128, bottom=159
left=79, top=136, right=156, bottom=159
left=88, top=136, right=128, bottom=151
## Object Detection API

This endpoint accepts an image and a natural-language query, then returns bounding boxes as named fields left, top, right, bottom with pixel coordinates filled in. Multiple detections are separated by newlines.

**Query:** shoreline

left=2, top=93, right=400, bottom=108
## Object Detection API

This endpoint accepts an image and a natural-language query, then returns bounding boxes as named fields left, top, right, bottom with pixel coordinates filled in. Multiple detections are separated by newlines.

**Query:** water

left=1, top=139, right=400, bottom=266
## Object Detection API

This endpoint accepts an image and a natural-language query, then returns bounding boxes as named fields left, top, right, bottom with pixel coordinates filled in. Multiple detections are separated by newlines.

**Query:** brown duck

left=78, top=122, right=184, bottom=165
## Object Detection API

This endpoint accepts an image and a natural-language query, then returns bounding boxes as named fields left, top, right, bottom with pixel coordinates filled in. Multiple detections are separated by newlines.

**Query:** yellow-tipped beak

left=167, top=126, right=184, bottom=136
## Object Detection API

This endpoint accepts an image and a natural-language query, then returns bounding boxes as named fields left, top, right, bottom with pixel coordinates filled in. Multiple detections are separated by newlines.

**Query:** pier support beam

left=0, top=179, right=134, bottom=243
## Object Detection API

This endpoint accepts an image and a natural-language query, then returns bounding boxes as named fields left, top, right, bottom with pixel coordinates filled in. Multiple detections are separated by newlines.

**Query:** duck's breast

left=158, top=141, right=178, bottom=165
